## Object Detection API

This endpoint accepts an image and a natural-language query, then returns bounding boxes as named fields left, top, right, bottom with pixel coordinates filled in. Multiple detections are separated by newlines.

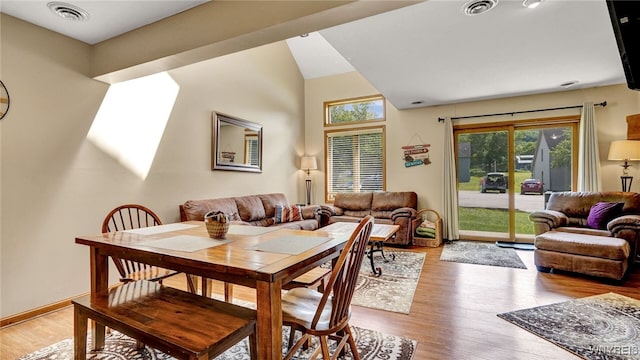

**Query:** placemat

left=247, top=235, right=330, bottom=255
left=123, top=223, right=199, bottom=235
left=138, top=235, right=230, bottom=252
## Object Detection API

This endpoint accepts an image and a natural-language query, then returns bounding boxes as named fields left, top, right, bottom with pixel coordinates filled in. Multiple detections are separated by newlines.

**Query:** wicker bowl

left=204, top=211, right=229, bottom=239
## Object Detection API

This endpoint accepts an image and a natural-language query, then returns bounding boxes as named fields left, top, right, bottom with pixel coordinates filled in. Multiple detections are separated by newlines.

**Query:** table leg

left=255, top=279, right=283, bottom=360
left=88, top=248, right=108, bottom=350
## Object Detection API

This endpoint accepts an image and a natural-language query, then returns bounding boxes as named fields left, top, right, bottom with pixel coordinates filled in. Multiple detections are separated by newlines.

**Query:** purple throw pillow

left=586, top=202, right=624, bottom=230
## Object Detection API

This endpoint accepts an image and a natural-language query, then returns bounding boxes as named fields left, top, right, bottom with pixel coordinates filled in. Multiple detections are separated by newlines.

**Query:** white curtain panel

left=443, top=117, right=460, bottom=240
left=577, top=102, right=602, bottom=192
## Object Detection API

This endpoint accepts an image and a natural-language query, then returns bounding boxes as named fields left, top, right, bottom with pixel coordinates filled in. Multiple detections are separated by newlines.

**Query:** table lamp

left=300, top=156, right=318, bottom=205
left=608, top=140, right=640, bottom=191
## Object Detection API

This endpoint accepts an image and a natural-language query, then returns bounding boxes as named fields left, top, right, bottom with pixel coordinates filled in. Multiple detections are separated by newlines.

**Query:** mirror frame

left=211, top=112, right=263, bottom=173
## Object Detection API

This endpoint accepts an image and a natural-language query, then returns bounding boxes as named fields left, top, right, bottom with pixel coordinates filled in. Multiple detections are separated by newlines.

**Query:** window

left=324, top=95, right=386, bottom=202
left=326, top=95, right=385, bottom=125
left=245, top=133, right=259, bottom=166
left=454, top=116, right=579, bottom=242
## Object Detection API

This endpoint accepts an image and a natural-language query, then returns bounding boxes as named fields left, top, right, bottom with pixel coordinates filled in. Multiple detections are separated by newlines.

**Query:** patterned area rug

left=498, top=293, right=640, bottom=360
left=439, top=240, right=527, bottom=269
left=352, top=251, right=425, bottom=314
left=19, top=325, right=416, bottom=360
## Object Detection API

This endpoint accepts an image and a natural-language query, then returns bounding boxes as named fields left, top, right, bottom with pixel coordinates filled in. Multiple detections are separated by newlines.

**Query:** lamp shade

left=300, top=156, right=318, bottom=171
left=608, top=140, right=640, bottom=161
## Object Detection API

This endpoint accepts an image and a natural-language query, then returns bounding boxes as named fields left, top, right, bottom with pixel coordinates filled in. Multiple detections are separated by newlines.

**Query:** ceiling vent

left=47, top=2, right=89, bottom=21
left=463, top=0, right=498, bottom=16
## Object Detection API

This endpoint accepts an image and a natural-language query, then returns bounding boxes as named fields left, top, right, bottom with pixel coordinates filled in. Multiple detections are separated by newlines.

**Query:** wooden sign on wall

left=628, top=114, right=640, bottom=140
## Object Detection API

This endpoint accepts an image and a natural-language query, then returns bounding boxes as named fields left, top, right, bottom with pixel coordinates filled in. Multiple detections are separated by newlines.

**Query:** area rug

left=18, top=325, right=416, bottom=360
left=351, top=251, right=425, bottom=314
left=439, top=240, right=527, bottom=269
left=498, top=292, right=640, bottom=360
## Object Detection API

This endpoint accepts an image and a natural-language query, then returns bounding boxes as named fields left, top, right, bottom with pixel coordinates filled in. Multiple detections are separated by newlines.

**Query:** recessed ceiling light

left=522, top=0, right=543, bottom=9
left=463, top=0, right=498, bottom=16
left=47, top=2, right=89, bottom=21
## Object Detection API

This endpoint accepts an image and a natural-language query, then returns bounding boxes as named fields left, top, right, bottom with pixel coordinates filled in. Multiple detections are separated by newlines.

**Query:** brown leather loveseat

left=180, top=193, right=320, bottom=230
left=529, top=191, right=640, bottom=280
left=318, top=192, right=418, bottom=246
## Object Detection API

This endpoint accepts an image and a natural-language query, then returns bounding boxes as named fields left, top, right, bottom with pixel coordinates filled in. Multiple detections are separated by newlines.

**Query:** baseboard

left=0, top=292, right=88, bottom=328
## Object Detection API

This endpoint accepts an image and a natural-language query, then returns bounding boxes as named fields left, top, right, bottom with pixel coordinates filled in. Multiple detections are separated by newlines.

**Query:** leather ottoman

left=534, top=230, right=630, bottom=280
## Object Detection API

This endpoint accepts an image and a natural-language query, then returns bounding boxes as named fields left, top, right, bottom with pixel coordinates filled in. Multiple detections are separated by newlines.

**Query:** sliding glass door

left=456, top=118, right=578, bottom=242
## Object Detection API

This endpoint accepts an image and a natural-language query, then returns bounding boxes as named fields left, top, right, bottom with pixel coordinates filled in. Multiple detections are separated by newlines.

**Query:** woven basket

left=204, top=211, right=229, bottom=239
left=413, top=209, right=443, bottom=247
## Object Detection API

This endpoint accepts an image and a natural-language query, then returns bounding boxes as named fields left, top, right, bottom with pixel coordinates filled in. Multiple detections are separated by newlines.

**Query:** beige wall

left=0, top=15, right=306, bottom=318
left=304, top=72, right=640, bottom=211
left=2, top=11, right=640, bottom=319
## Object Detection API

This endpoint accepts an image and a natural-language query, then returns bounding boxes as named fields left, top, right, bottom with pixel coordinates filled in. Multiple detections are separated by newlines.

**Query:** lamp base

left=305, top=178, right=312, bottom=205
left=621, top=176, right=633, bottom=192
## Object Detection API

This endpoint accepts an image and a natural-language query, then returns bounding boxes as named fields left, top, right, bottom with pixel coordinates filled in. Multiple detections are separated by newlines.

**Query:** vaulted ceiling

left=1, top=0, right=628, bottom=109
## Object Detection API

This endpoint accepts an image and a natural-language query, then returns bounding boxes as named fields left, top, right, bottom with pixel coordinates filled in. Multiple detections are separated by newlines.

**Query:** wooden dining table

left=75, top=222, right=350, bottom=360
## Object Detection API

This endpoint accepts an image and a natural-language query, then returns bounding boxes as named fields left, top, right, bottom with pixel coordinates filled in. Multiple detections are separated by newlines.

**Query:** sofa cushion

left=272, top=219, right=318, bottom=230
left=258, top=193, right=290, bottom=219
left=555, top=226, right=612, bottom=237
left=234, top=195, right=266, bottom=222
left=182, top=198, right=239, bottom=221
left=334, top=193, right=372, bottom=218
left=535, top=231, right=630, bottom=261
left=587, top=202, right=624, bottom=230
left=371, top=192, right=417, bottom=219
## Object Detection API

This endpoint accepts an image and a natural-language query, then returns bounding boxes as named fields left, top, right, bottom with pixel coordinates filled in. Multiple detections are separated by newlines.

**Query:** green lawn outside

left=458, top=207, right=535, bottom=234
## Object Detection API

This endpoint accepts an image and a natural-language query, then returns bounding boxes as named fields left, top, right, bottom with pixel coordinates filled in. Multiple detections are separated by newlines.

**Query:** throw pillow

left=586, top=202, right=624, bottom=230
left=274, top=205, right=302, bottom=223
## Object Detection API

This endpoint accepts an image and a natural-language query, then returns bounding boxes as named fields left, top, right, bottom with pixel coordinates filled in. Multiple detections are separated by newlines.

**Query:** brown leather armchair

left=529, top=191, right=640, bottom=278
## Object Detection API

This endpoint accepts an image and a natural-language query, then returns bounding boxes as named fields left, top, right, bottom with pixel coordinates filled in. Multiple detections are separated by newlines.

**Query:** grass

left=458, top=207, right=535, bottom=234
left=457, top=171, right=537, bottom=234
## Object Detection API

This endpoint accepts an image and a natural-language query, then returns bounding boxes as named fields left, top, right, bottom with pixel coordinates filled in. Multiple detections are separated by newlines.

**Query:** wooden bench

left=72, top=280, right=256, bottom=360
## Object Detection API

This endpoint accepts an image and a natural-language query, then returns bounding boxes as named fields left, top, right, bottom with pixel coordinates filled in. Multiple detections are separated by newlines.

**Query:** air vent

left=463, top=0, right=498, bottom=16
left=47, top=2, right=89, bottom=21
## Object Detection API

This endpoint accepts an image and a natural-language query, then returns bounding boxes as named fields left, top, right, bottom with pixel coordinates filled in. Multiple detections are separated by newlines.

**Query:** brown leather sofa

left=180, top=193, right=320, bottom=230
left=318, top=192, right=419, bottom=246
left=529, top=191, right=640, bottom=280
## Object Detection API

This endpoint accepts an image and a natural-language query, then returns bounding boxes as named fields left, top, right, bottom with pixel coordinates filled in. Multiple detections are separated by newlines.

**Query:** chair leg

left=318, top=336, right=331, bottom=360
left=186, top=275, right=197, bottom=294
left=200, top=277, right=213, bottom=297
left=345, top=325, right=361, bottom=360
left=224, top=282, right=233, bottom=302
left=284, top=333, right=312, bottom=360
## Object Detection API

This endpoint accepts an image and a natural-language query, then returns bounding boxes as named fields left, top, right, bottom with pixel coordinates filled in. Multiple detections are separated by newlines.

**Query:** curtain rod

left=437, top=101, right=607, bottom=122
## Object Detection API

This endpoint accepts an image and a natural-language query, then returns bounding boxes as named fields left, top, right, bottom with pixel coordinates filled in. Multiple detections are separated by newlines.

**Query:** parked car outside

left=520, top=178, right=544, bottom=195
left=480, top=172, right=507, bottom=193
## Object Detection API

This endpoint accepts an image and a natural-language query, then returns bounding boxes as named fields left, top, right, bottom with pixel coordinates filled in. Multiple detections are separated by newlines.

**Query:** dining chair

left=281, top=215, right=374, bottom=360
left=101, top=204, right=196, bottom=293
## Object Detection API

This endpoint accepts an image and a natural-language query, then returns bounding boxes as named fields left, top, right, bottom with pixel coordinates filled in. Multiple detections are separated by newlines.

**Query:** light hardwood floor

left=2, top=244, right=639, bottom=359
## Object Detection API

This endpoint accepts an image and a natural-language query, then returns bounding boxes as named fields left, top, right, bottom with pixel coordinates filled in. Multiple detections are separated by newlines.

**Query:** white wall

left=0, top=15, right=306, bottom=318
left=304, top=72, right=640, bottom=212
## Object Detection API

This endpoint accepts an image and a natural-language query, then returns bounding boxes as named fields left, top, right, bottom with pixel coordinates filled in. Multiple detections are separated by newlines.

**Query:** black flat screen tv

left=606, top=1, right=640, bottom=90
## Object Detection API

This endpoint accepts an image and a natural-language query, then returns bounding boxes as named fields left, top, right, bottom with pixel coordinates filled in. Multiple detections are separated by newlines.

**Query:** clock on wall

left=0, top=80, right=10, bottom=120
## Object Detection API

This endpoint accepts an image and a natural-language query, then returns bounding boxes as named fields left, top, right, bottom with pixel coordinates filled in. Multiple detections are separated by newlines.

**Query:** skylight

left=87, top=72, right=179, bottom=180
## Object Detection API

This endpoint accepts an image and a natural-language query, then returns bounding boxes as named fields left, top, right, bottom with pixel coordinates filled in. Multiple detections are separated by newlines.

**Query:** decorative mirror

left=212, top=112, right=262, bottom=172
